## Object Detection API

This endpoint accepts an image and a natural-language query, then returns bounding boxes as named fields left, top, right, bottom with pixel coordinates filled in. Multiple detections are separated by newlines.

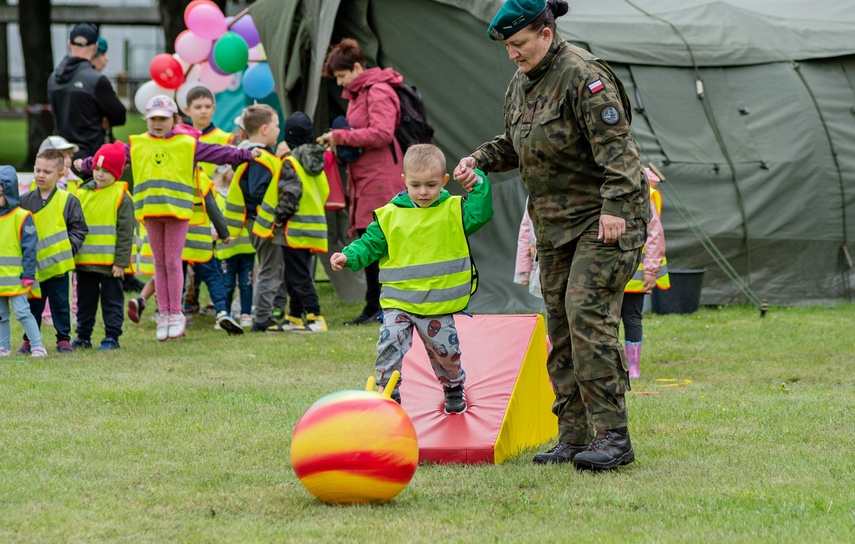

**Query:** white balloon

left=176, top=81, right=211, bottom=110
left=134, top=80, right=172, bottom=114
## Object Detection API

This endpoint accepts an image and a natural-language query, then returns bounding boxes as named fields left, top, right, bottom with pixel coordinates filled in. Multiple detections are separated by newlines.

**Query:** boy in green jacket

left=330, top=144, right=493, bottom=413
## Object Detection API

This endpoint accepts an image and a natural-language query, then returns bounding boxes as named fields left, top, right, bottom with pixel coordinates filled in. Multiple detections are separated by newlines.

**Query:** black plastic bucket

left=651, top=269, right=706, bottom=314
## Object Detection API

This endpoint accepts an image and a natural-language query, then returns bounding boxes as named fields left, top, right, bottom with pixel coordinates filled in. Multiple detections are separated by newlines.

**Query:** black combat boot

left=532, top=442, right=589, bottom=464
left=572, top=427, right=634, bottom=470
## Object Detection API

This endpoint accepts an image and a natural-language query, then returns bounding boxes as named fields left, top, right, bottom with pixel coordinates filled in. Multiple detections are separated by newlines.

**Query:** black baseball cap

left=69, top=24, right=98, bottom=46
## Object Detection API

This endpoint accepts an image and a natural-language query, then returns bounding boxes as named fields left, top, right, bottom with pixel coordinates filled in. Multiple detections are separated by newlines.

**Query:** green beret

left=488, top=0, right=547, bottom=41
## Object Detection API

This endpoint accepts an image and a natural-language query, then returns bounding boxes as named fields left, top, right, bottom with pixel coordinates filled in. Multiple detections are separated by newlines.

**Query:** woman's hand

left=317, top=131, right=336, bottom=149
left=598, top=214, right=626, bottom=244
left=454, top=157, right=478, bottom=193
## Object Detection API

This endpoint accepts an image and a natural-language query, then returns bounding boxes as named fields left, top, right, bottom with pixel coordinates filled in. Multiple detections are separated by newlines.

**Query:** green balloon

left=213, top=31, right=249, bottom=74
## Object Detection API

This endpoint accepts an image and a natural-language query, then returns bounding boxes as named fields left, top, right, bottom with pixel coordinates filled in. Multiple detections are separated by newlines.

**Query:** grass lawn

left=1, top=285, right=853, bottom=542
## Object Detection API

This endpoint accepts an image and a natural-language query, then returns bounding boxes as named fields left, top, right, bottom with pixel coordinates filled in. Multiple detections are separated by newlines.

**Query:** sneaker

left=17, top=341, right=31, bottom=355
left=56, top=340, right=74, bottom=354
left=251, top=320, right=278, bottom=332
left=272, top=308, right=285, bottom=321
left=240, top=314, right=253, bottom=329
left=389, top=389, right=401, bottom=405
left=216, top=311, right=244, bottom=335
left=343, top=309, right=381, bottom=326
left=97, top=337, right=120, bottom=351
left=30, top=346, right=48, bottom=357
left=156, top=314, right=169, bottom=341
left=292, top=314, right=327, bottom=333
left=532, top=442, right=589, bottom=464
left=167, top=313, right=186, bottom=339
left=278, top=314, right=305, bottom=331
left=199, top=303, right=216, bottom=316
left=71, top=337, right=92, bottom=349
left=572, top=428, right=635, bottom=470
left=0, top=346, right=11, bottom=356
left=128, top=296, right=145, bottom=323
left=443, top=384, right=467, bottom=414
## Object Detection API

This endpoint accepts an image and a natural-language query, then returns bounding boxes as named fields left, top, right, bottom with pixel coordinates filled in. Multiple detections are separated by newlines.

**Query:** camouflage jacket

left=471, top=37, right=649, bottom=250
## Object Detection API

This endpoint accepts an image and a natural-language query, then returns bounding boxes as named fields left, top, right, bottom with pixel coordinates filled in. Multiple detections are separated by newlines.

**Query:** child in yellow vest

left=73, top=141, right=135, bottom=351
left=330, top=144, right=494, bottom=412
left=75, top=95, right=260, bottom=341
left=20, top=149, right=88, bottom=354
left=0, top=166, right=47, bottom=357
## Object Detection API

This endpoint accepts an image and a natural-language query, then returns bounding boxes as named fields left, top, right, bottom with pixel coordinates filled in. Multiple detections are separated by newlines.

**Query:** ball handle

left=365, top=370, right=401, bottom=398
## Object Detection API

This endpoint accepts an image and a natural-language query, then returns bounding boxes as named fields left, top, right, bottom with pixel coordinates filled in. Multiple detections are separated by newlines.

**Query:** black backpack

left=393, top=84, right=434, bottom=158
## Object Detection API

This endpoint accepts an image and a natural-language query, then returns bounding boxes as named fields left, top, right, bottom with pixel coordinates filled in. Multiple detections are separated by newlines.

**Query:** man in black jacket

left=48, top=24, right=126, bottom=169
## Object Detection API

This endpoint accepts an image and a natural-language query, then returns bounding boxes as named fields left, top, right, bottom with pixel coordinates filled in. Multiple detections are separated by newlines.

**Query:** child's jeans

left=186, top=258, right=228, bottom=313
left=26, top=272, right=71, bottom=344
left=0, top=294, right=44, bottom=351
left=146, top=217, right=189, bottom=315
left=222, top=253, right=254, bottom=315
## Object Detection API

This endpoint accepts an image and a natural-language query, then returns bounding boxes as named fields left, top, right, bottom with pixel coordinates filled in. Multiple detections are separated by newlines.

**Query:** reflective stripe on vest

left=223, top=163, right=248, bottom=238
left=375, top=197, right=473, bottom=315
left=33, top=189, right=75, bottom=281
left=214, top=191, right=254, bottom=260
left=283, top=156, right=330, bottom=252
left=246, top=150, right=283, bottom=238
left=198, top=128, right=233, bottom=177
left=625, top=186, right=669, bottom=292
left=129, top=133, right=197, bottom=221
left=135, top=222, right=154, bottom=275
left=0, top=208, right=33, bottom=296
left=76, top=182, right=127, bottom=266
left=182, top=172, right=214, bottom=262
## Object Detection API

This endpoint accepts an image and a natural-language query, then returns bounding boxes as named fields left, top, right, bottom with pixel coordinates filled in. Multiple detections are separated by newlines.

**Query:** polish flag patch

left=587, top=79, right=605, bottom=94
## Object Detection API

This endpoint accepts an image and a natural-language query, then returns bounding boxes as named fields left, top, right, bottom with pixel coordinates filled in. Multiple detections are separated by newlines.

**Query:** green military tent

left=249, top=0, right=855, bottom=311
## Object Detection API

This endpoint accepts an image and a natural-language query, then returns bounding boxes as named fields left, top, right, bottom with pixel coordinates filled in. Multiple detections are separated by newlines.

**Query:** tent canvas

left=250, top=0, right=855, bottom=310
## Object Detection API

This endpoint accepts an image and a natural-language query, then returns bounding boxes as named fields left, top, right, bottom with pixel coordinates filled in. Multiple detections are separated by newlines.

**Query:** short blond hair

left=242, top=104, right=277, bottom=137
left=36, top=149, right=65, bottom=171
left=402, top=144, right=446, bottom=178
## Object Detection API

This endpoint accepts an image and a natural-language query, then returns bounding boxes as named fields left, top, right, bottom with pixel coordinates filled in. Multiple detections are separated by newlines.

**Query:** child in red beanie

left=72, top=140, right=135, bottom=351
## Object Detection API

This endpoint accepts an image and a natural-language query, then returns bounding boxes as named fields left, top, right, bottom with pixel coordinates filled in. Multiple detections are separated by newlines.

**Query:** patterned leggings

left=145, top=217, right=189, bottom=315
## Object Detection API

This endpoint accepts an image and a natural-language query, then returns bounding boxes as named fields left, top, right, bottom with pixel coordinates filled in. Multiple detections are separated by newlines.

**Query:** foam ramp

left=399, top=314, right=556, bottom=464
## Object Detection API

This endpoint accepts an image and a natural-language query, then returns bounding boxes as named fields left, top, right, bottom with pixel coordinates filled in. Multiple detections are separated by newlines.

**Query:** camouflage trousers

left=539, top=221, right=643, bottom=444
left=375, top=309, right=466, bottom=391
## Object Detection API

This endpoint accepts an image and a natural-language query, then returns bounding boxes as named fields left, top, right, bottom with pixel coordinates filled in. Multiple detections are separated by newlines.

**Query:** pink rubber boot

left=626, top=341, right=641, bottom=379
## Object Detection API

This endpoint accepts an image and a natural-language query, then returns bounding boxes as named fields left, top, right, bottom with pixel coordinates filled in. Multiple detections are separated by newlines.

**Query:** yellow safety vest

left=135, top=222, right=154, bottom=275
left=375, top=197, right=475, bottom=315
left=213, top=191, right=254, bottom=260
left=129, top=133, right=197, bottom=222
left=182, top=171, right=214, bottom=263
left=0, top=208, right=34, bottom=297
left=32, top=189, right=75, bottom=282
left=75, top=182, right=128, bottom=267
left=625, top=187, right=670, bottom=292
left=283, top=156, right=330, bottom=253
left=223, top=166, right=248, bottom=239
left=242, top=150, right=283, bottom=238
left=198, top=127, right=233, bottom=178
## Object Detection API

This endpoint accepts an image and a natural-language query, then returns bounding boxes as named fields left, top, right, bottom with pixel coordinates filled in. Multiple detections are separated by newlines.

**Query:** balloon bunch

left=135, top=0, right=275, bottom=113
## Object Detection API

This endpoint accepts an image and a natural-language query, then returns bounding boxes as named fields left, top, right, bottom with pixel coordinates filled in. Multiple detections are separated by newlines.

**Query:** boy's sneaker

left=293, top=314, right=328, bottom=333
left=167, top=313, right=186, bottom=339
left=56, top=340, right=74, bottom=354
left=97, top=337, right=121, bottom=351
left=30, top=346, right=48, bottom=357
left=199, top=303, right=216, bottom=316
left=17, top=341, right=31, bottom=355
left=240, top=314, right=253, bottom=329
left=272, top=308, right=285, bottom=321
left=279, top=314, right=305, bottom=331
left=156, top=314, right=169, bottom=341
left=344, top=309, right=382, bottom=326
left=128, top=296, right=145, bottom=323
left=389, top=389, right=401, bottom=405
left=216, top=311, right=244, bottom=335
left=443, top=384, right=467, bottom=414
left=251, top=320, right=277, bottom=332
left=0, top=346, right=11, bottom=356
left=71, top=337, right=92, bottom=349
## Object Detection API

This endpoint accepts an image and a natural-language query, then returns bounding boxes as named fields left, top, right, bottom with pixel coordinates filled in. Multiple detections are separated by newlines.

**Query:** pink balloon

left=230, top=15, right=261, bottom=48
left=175, top=30, right=211, bottom=64
left=198, top=61, right=232, bottom=93
left=186, top=3, right=227, bottom=41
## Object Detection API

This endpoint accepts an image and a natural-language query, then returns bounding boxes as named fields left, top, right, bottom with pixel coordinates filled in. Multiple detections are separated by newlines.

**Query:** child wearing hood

left=0, top=166, right=47, bottom=357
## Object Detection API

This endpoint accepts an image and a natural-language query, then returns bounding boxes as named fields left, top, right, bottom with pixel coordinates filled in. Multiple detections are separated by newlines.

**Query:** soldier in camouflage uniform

left=455, top=0, right=649, bottom=470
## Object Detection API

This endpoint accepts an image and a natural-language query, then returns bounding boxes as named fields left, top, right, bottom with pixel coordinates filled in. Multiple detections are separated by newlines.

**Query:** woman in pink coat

left=320, top=38, right=405, bottom=325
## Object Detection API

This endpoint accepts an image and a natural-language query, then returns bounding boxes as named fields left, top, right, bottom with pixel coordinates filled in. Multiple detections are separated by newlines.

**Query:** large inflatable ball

left=291, top=389, right=418, bottom=504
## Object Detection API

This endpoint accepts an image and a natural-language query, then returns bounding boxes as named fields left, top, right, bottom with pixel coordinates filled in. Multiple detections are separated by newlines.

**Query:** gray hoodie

left=0, top=166, right=38, bottom=281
